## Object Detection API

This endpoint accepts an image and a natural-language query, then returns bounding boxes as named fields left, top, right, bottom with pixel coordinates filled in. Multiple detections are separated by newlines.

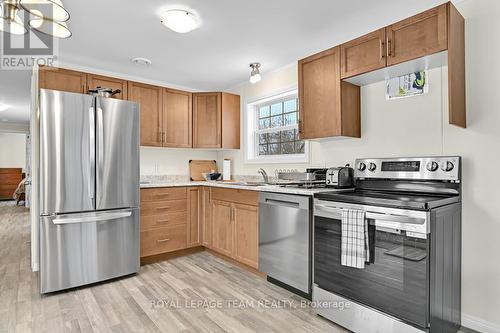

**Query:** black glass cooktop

left=315, top=189, right=459, bottom=210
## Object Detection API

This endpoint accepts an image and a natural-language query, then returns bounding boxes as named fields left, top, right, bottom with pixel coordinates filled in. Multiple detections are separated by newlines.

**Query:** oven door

left=314, top=200, right=430, bottom=328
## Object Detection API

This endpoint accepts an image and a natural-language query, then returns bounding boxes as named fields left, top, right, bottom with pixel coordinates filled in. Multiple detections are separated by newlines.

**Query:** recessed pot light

left=131, top=57, right=152, bottom=66
left=160, top=9, right=199, bottom=33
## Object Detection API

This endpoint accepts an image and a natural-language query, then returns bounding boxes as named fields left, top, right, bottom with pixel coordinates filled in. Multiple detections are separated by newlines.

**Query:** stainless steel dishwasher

left=259, top=192, right=311, bottom=297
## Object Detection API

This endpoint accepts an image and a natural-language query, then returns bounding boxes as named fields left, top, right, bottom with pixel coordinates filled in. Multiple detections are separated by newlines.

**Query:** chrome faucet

left=258, top=168, right=269, bottom=184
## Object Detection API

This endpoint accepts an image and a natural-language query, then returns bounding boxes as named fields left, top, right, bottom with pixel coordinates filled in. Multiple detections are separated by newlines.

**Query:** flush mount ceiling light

left=249, top=63, right=262, bottom=84
left=131, top=57, right=152, bottom=66
left=0, top=103, right=9, bottom=111
left=0, top=0, right=72, bottom=38
left=160, top=9, right=199, bottom=33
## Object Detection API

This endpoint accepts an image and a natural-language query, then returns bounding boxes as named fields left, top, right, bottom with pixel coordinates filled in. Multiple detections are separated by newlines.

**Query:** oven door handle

left=314, top=204, right=426, bottom=225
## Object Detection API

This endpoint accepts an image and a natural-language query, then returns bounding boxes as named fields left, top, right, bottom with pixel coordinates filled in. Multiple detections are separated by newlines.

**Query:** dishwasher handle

left=264, top=198, right=300, bottom=208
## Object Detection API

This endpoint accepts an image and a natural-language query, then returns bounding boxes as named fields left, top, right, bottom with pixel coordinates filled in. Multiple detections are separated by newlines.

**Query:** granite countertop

left=140, top=178, right=339, bottom=196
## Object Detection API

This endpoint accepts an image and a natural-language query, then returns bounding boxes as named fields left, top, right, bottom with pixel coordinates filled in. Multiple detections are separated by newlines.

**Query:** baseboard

left=462, top=313, right=500, bottom=333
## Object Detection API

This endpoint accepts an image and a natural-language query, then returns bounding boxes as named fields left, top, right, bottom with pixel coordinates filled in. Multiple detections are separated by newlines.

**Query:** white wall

left=141, top=147, right=217, bottom=176
left=0, top=132, right=26, bottom=171
left=218, top=0, right=500, bottom=330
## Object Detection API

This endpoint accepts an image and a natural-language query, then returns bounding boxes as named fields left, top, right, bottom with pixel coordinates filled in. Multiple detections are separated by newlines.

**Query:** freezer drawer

left=39, top=208, right=140, bottom=294
left=259, top=192, right=311, bottom=294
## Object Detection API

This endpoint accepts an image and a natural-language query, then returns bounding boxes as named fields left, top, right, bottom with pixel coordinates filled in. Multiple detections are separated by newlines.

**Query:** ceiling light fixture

left=0, top=0, right=72, bottom=38
left=0, top=1, right=28, bottom=35
left=131, top=57, right=152, bottom=67
left=249, top=63, right=262, bottom=84
left=20, top=0, right=70, bottom=22
left=0, top=103, right=9, bottom=111
left=160, top=9, right=199, bottom=33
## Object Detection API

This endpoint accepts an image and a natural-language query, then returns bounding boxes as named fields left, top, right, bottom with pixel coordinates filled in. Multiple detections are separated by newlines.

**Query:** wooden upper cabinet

left=386, top=4, right=448, bottom=66
left=193, top=92, right=240, bottom=149
left=39, top=67, right=87, bottom=94
left=221, top=93, right=240, bottom=149
left=298, top=46, right=360, bottom=140
left=128, top=81, right=163, bottom=147
left=87, top=73, right=128, bottom=99
left=163, top=88, right=193, bottom=148
left=341, top=28, right=387, bottom=79
left=193, top=92, right=222, bottom=148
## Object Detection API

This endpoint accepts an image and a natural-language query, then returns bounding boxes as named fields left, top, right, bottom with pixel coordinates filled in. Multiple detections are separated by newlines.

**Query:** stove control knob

left=357, top=162, right=366, bottom=171
left=440, top=161, right=455, bottom=172
left=426, top=161, right=439, bottom=172
left=368, top=162, right=377, bottom=172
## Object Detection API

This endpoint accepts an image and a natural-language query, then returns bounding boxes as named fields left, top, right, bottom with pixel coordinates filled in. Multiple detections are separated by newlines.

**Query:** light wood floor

left=0, top=201, right=347, bottom=333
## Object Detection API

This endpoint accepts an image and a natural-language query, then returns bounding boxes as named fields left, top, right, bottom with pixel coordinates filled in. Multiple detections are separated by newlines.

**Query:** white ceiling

left=0, top=0, right=449, bottom=124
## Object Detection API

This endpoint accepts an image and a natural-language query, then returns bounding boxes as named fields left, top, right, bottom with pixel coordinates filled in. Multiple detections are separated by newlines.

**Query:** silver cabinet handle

left=53, top=211, right=132, bottom=225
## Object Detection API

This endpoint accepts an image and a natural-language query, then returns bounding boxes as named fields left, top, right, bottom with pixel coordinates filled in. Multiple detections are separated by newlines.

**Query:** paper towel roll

left=223, top=159, right=231, bottom=181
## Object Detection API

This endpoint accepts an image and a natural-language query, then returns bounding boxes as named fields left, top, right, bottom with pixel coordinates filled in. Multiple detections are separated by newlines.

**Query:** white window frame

left=244, top=88, right=309, bottom=164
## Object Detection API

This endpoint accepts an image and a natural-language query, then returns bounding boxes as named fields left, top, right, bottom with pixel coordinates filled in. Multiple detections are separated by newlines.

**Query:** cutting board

left=189, top=160, right=218, bottom=181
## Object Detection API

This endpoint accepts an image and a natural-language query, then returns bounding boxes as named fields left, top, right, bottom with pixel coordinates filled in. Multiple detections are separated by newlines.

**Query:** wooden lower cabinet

left=233, top=204, right=259, bottom=269
left=210, top=188, right=259, bottom=269
left=140, top=187, right=188, bottom=258
left=201, top=187, right=212, bottom=247
left=140, top=187, right=258, bottom=270
left=187, top=187, right=201, bottom=247
left=141, top=225, right=187, bottom=256
left=211, top=200, right=234, bottom=257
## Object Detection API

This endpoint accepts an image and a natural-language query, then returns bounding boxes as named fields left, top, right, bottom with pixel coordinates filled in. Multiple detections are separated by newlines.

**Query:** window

left=245, top=89, right=308, bottom=164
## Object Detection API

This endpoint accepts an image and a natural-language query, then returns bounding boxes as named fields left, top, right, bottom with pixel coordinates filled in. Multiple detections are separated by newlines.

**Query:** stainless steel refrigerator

left=38, top=89, right=140, bottom=294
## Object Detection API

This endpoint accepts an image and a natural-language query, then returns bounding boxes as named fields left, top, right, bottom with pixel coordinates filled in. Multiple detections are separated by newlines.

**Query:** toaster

left=326, top=166, right=354, bottom=188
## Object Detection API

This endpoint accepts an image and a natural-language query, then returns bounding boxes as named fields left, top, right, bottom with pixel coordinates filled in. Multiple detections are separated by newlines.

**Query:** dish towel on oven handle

left=341, top=209, right=370, bottom=269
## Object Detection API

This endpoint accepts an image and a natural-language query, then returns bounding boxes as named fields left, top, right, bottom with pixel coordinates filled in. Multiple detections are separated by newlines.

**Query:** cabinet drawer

left=141, top=225, right=187, bottom=257
left=140, top=187, right=187, bottom=202
left=141, top=200, right=187, bottom=216
left=211, top=188, right=258, bottom=206
left=141, top=210, right=187, bottom=230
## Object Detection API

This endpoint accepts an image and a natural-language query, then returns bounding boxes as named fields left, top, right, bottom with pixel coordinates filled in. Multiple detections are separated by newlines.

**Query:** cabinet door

left=87, top=74, right=128, bottom=99
left=201, top=187, right=212, bottom=248
left=221, top=93, right=240, bottom=149
left=233, top=204, right=258, bottom=269
left=193, top=93, right=221, bottom=148
left=211, top=200, right=233, bottom=257
left=39, top=67, right=87, bottom=94
left=163, top=88, right=193, bottom=148
left=187, top=187, right=201, bottom=247
left=341, top=28, right=387, bottom=79
left=128, top=82, right=163, bottom=147
left=386, top=4, right=447, bottom=66
left=298, top=47, right=342, bottom=139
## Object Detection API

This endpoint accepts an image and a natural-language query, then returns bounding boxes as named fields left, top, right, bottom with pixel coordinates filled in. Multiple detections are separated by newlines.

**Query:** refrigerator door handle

left=89, top=106, right=95, bottom=203
left=96, top=106, right=104, bottom=206
left=52, top=211, right=132, bottom=225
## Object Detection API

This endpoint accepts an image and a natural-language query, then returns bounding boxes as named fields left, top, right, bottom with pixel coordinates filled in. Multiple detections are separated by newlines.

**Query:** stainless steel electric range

left=313, top=156, right=462, bottom=333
